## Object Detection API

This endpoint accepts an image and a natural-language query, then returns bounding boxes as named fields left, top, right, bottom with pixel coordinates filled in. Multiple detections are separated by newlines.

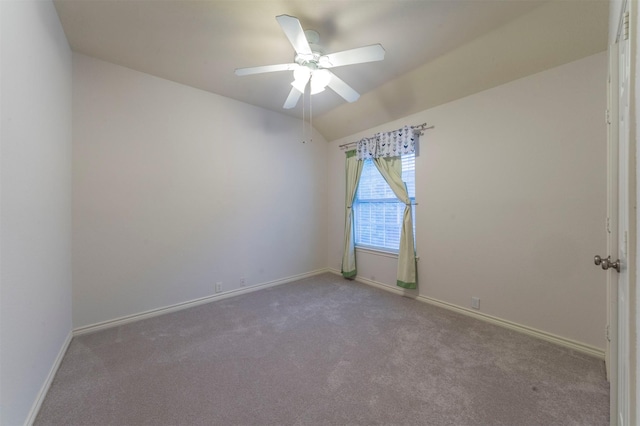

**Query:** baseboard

left=417, top=296, right=604, bottom=359
left=327, top=268, right=605, bottom=359
left=73, top=268, right=330, bottom=336
left=24, top=331, right=73, bottom=426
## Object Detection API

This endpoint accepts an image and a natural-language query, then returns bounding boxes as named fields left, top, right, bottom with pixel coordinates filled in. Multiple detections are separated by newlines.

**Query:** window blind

left=354, top=153, right=415, bottom=252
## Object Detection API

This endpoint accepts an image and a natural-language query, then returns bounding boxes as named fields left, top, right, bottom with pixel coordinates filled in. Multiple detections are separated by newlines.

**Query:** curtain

left=372, top=156, right=417, bottom=289
left=350, top=124, right=419, bottom=288
left=356, top=125, right=416, bottom=160
left=341, top=150, right=364, bottom=278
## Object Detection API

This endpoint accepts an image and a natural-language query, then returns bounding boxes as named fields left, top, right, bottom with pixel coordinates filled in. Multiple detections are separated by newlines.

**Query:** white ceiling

left=53, top=0, right=609, bottom=141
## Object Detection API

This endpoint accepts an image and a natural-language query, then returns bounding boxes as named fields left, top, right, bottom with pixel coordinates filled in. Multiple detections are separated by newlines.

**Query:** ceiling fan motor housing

left=296, top=30, right=324, bottom=69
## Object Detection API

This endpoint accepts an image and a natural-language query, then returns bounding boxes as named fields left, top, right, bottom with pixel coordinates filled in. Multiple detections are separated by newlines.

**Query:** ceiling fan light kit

left=310, top=69, right=332, bottom=94
left=291, top=66, right=311, bottom=92
left=234, top=14, right=385, bottom=110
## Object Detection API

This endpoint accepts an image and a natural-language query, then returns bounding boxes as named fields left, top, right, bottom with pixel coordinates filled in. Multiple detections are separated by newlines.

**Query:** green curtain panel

left=341, top=150, right=364, bottom=278
left=373, top=156, right=417, bottom=289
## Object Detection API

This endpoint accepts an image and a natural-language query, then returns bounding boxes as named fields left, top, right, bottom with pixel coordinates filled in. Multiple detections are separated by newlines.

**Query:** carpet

left=35, top=273, right=609, bottom=425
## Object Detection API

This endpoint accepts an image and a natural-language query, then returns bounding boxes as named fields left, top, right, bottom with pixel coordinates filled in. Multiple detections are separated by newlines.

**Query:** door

left=605, top=37, right=620, bottom=425
left=601, top=3, right=631, bottom=424
left=615, top=5, right=631, bottom=422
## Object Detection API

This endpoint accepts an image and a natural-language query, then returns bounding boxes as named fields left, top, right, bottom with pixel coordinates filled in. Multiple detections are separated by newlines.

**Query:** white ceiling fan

left=234, top=14, right=385, bottom=109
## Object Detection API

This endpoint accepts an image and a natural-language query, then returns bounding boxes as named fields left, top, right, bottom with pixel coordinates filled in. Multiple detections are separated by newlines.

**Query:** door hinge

left=607, top=217, right=611, bottom=233
left=606, top=324, right=611, bottom=342
left=606, top=108, right=611, bottom=125
left=624, top=11, right=630, bottom=40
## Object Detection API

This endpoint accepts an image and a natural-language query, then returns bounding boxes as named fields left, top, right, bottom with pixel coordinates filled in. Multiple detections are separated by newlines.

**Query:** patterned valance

left=356, top=125, right=418, bottom=160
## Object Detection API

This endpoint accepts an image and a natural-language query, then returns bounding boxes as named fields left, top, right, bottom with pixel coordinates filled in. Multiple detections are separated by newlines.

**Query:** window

left=353, top=153, right=415, bottom=252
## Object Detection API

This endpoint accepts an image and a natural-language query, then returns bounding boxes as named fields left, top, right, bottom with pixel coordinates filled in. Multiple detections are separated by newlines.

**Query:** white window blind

left=354, top=154, right=415, bottom=252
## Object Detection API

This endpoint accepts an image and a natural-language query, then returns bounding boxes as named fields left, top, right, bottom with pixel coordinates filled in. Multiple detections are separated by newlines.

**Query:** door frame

left=607, top=0, right=635, bottom=424
left=607, top=37, right=620, bottom=424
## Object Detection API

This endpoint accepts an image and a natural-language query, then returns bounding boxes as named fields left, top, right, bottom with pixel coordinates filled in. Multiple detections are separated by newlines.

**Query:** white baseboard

left=73, top=268, right=330, bottom=336
left=415, top=295, right=605, bottom=359
left=327, top=268, right=605, bottom=359
left=24, top=331, right=73, bottom=426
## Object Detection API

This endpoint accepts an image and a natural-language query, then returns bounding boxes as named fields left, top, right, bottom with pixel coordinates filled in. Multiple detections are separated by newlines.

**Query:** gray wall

left=327, top=52, right=608, bottom=350
left=1, top=1, right=73, bottom=424
left=72, top=54, right=328, bottom=329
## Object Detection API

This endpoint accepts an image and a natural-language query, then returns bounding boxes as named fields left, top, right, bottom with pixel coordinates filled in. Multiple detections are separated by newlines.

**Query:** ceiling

left=53, top=0, right=609, bottom=141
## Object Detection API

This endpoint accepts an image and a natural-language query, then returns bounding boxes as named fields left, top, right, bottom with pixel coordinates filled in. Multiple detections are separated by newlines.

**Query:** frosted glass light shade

left=291, top=66, right=311, bottom=92
left=310, top=69, right=332, bottom=95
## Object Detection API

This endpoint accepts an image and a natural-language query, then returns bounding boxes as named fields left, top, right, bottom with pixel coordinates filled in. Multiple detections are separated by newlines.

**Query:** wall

left=328, top=52, right=608, bottom=350
left=315, top=0, right=608, bottom=142
left=0, top=1, right=73, bottom=425
left=72, top=54, right=327, bottom=329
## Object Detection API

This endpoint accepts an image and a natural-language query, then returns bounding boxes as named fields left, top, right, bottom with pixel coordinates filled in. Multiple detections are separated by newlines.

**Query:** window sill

left=355, top=246, right=420, bottom=261
left=355, top=246, right=398, bottom=259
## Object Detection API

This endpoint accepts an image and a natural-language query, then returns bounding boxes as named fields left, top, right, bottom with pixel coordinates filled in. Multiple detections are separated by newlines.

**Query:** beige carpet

left=35, top=273, right=609, bottom=425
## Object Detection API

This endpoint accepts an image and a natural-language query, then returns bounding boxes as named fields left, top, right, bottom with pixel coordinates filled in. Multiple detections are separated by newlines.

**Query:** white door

left=615, top=5, right=631, bottom=421
left=602, top=3, right=631, bottom=425
left=605, top=38, right=620, bottom=425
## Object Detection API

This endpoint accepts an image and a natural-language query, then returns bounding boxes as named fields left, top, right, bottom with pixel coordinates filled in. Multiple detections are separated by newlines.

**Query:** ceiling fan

left=234, top=15, right=385, bottom=109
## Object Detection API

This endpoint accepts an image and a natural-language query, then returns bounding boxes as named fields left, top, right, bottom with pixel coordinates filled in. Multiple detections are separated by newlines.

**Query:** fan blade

left=283, top=87, right=302, bottom=109
left=326, top=71, right=360, bottom=103
left=319, top=44, right=385, bottom=68
left=235, top=63, right=297, bottom=76
left=276, top=15, right=312, bottom=56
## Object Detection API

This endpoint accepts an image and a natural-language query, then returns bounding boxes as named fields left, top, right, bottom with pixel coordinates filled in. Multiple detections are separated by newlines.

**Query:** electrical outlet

left=471, top=297, right=480, bottom=310
left=240, top=277, right=246, bottom=287
left=215, top=282, right=222, bottom=293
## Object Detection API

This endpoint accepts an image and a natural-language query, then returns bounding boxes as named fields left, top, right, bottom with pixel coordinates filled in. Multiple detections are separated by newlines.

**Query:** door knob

left=594, top=255, right=621, bottom=273
left=601, top=257, right=621, bottom=272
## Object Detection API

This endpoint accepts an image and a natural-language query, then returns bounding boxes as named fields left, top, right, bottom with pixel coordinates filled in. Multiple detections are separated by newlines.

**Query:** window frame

left=353, top=153, right=416, bottom=255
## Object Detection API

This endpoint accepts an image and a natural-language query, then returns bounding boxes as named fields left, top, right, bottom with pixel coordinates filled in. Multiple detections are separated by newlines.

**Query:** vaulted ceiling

left=54, top=0, right=609, bottom=141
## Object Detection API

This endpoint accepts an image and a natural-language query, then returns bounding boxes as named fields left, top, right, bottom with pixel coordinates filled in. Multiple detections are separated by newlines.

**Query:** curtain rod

left=338, top=123, right=434, bottom=149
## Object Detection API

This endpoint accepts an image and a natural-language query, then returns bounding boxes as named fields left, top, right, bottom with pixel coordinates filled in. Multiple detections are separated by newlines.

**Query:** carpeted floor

left=35, top=273, right=609, bottom=425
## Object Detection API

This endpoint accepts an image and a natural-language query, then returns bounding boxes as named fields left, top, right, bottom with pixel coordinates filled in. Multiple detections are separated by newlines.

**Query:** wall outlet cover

left=471, top=297, right=480, bottom=310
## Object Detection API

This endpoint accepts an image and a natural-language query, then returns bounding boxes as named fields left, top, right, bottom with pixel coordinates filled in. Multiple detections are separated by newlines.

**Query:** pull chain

left=301, top=87, right=306, bottom=143
left=301, top=86, right=313, bottom=144
left=309, top=92, right=313, bottom=143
